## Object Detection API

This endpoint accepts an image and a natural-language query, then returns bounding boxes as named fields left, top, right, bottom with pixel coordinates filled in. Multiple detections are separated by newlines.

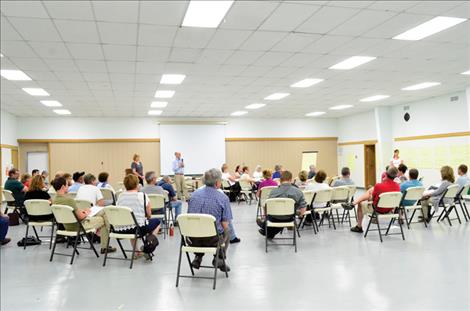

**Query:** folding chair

left=454, top=184, right=470, bottom=222
left=238, top=180, right=255, bottom=205
left=265, top=198, right=297, bottom=253
left=2, top=189, right=19, bottom=215
left=23, top=199, right=55, bottom=249
left=330, top=186, right=350, bottom=225
left=398, top=186, right=425, bottom=229
left=163, top=190, right=175, bottom=224
left=297, top=190, right=315, bottom=235
left=221, top=179, right=232, bottom=196
left=100, top=188, right=116, bottom=206
left=48, top=188, right=56, bottom=202
left=102, top=206, right=151, bottom=269
left=115, top=190, right=123, bottom=200
left=175, top=214, right=228, bottom=290
left=256, top=186, right=277, bottom=221
left=364, top=192, right=404, bottom=243
left=435, top=184, right=462, bottom=226
left=50, top=204, right=99, bottom=264
left=148, top=194, right=167, bottom=239
left=345, top=185, right=358, bottom=222
left=328, top=176, right=340, bottom=186
left=309, top=189, right=334, bottom=232
left=75, top=199, right=93, bottom=209
left=67, top=192, right=77, bottom=199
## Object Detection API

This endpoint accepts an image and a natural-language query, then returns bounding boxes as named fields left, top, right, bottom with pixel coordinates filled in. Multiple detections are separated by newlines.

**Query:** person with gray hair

left=156, top=175, right=183, bottom=220
left=187, top=168, right=233, bottom=272
left=141, top=171, right=165, bottom=195
left=308, top=165, right=317, bottom=180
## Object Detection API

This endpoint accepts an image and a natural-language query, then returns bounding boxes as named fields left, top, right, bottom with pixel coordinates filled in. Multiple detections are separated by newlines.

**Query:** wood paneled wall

left=225, top=139, right=338, bottom=177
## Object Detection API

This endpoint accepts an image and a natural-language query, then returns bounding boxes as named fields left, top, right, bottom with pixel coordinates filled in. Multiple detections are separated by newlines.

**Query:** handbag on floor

left=17, top=236, right=42, bottom=247
left=142, top=233, right=159, bottom=255
left=8, top=213, right=20, bottom=226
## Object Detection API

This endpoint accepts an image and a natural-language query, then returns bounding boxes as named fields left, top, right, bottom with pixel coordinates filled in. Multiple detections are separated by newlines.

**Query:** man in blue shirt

left=400, top=168, right=423, bottom=206
left=69, top=171, right=85, bottom=193
left=156, top=175, right=183, bottom=220
left=187, top=168, right=233, bottom=272
left=272, top=164, right=282, bottom=179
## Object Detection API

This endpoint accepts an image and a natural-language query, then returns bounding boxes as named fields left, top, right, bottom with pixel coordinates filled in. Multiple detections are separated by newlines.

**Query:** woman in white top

left=305, top=170, right=331, bottom=208
left=115, top=174, right=160, bottom=259
left=253, top=165, right=263, bottom=181
left=240, top=166, right=256, bottom=183
left=221, top=163, right=237, bottom=186
left=390, top=149, right=403, bottom=168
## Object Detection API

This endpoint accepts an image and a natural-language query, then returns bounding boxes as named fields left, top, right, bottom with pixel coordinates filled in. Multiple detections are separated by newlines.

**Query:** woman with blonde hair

left=24, top=175, right=53, bottom=221
left=131, top=154, right=144, bottom=185
left=421, top=165, right=455, bottom=222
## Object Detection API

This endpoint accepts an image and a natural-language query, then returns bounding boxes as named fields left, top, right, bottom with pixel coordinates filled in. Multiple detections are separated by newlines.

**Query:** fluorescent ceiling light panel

left=290, top=78, right=324, bottom=88
left=1, top=70, right=32, bottom=81
left=245, top=103, right=265, bottom=110
left=231, top=111, right=247, bottom=116
left=305, top=111, right=325, bottom=117
left=22, top=88, right=49, bottom=96
left=148, top=110, right=163, bottom=116
left=40, top=100, right=62, bottom=107
left=401, top=82, right=441, bottom=91
left=0, top=53, right=4, bottom=57
left=264, top=93, right=290, bottom=100
left=182, top=0, right=234, bottom=28
left=461, top=70, right=470, bottom=75
left=160, top=74, right=186, bottom=85
left=393, top=16, right=467, bottom=41
left=151, top=101, right=168, bottom=108
left=360, top=95, right=390, bottom=102
left=53, top=109, right=71, bottom=115
left=330, top=105, right=353, bottom=110
left=329, top=56, right=376, bottom=70
left=154, top=90, right=175, bottom=98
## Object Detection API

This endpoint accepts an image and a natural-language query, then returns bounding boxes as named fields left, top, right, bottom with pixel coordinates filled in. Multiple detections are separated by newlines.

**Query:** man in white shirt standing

left=172, top=152, right=188, bottom=201
left=76, top=173, right=104, bottom=207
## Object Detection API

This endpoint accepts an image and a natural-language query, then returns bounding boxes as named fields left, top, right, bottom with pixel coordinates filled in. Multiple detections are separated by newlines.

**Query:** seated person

left=294, top=170, right=308, bottom=188
left=307, top=165, right=317, bottom=180
left=4, top=168, right=28, bottom=210
left=332, top=167, right=355, bottom=187
left=397, top=164, right=408, bottom=183
left=234, top=165, right=243, bottom=179
left=0, top=209, right=11, bottom=246
left=52, top=177, right=116, bottom=254
left=68, top=171, right=85, bottom=193
left=97, top=172, right=115, bottom=192
left=76, top=174, right=104, bottom=207
left=21, top=173, right=32, bottom=188
left=272, top=164, right=282, bottom=179
left=31, top=169, right=40, bottom=177
left=257, top=171, right=307, bottom=239
left=141, top=171, right=166, bottom=215
left=24, top=175, right=54, bottom=221
left=256, top=169, right=278, bottom=198
left=221, top=163, right=241, bottom=196
left=188, top=168, right=232, bottom=272
left=420, top=166, right=455, bottom=222
left=115, top=174, right=160, bottom=259
left=400, top=168, right=423, bottom=206
left=253, top=165, right=263, bottom=181
left=239, top=166, right=255, bottom=182
left=157, top=176, right=183, bottom=219
left=305, top=170, right=330, bottom=207
left=63, top=173, right=73, bottom=187
left=456, top=164, right=470, bottom=191
left=350, top=167, right=400, bottom=233
left=41, top=171, right=49, bottom=187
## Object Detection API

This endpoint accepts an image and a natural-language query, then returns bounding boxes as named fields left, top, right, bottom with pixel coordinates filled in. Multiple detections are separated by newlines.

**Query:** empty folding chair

left=265, top=198, right=297, bottom=253
left=435, top=184, right=462, bottom=226
left=310, top=189, right=334, bottom=232
left=2, top=189, right=18, bottom=215
left=364, top=192, right=404, bottom=243
left=148, top=194, right=167, bottom=239
left=454, top=184, right=470, bottom=222
left=330, top=186, right=350, bottom=225
left=256, top=186, right=277, bottom=221
left=100, top=188, right=116, bottom=206
left=23, top=199, right=55, bottom=249
left=163, top=190, right=175, bottom=224
left=298, top=190, right=315, bottom=235
left=399, top=186, right=425, bottom=229
left=50, top=204, right=99, bottom=264
left=346, top=185, right=358, bottom=221
left=175, top=214, right=229, bottom=290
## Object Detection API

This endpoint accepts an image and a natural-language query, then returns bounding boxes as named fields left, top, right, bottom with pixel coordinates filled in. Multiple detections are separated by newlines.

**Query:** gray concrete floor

left=1, top=200, right=469, bottom=311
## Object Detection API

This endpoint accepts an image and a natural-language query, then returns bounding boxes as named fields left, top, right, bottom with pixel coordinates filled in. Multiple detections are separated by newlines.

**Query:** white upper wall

left=337, top=110, right=377, bottom=143
left=1, top=109, right=18, bottom=146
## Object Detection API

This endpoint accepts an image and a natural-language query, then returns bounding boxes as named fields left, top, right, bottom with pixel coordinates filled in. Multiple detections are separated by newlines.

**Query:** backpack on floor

left=17, top=236, right=42, bottom=247
left=142, top=233, right=159, bottom=255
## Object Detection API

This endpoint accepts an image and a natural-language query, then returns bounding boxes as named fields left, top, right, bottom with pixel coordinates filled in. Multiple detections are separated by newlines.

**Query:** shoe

left=230, top=237, right=241, bottom=244
left=314, top=212, right=321, bottom=220
left=0, top=238, right=11, bottom=246
left=303, top=221, right=313, bottom=227
left=371, top=218, right=378, bottom=224
left=258, top=229, right=266, bottom=236
left=55, top=236, right=66, bottom=244
left=256, top=218, right=264, bottom=227
left=350, top=226, right=363, bottom=233
left=212, top=258, right=231, bottom=272
left=191, top=256, right=202, bottom=269
left=100, top=246, right=117, bottom=254
left=398, top=219, right=404, bottom=225
left=133, top=252, right=144, bottom=260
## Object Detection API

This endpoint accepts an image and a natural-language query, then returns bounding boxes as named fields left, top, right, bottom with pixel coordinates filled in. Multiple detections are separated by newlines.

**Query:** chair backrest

left=328, top=176, right=339, bottom=186
left=302, top=191, right=314, bottom=207
left=24, top=199, right=52, bottom=216
left=177, top=213, right=217, bottom=238
left=331, top=186, right=350, bottom=201
left=75, top=199, right=93, bottom=209
left=117, top=182, right=124, bottom=191
left=260, top=186, right=277, bottom=207
left=100, top=188, right=115, bottom=202
left=2, top=189, right=15, bottom=202
left=347, top=185, right=357, bottom=200
left=402, top=186, right=425, bottom=202
left=163, top=190, right=169, bottom=202
left=115, top=190, right=123, bottom=200
left=221, top=179, right=231, bottom=189
left=459, top=184, right=470, bottom=198
left=376, top=192, right=402, bottom=209
left=51, top=204, right=77, bottom=224
left=312, top=188, right=333, bottom=205
left=104, top=206, right=135, bottom=227
left=272, top=178, right=280, bottom=185
left=67, top=192, right=77, bottom=199
left=148, top=194, right=165, bottom=210
left=444, top=184, right=460, bottom=199
left=265, top=198, right=296, bottom=216
left=239, top=179, right=252, bottom=191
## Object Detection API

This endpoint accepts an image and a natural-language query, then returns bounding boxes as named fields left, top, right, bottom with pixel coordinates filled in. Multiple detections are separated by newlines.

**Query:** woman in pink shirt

left=256, top=169, right=278, bottom=197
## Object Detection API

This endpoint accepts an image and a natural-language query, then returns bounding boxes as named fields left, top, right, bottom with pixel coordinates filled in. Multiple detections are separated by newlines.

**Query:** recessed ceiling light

left=290, top=78, right=324, bottom=88
left=264, top=93, right=290, bottom=100
left=40, top=100, right=62, bottom=107
left=22, top=88, right=50, bottom=96
left=401, top=82, right=441, bottom=91
left=231, top=111, right=248, bottom=116
left=245, top=103, right=266, bottom=110
left=154, top=90, right=175, bottom=98
left=461, top=70, right=470, bottom=75
left=360, top=95, right=390, bottom=102
left=329, top=56, right=376, bottom=70
left=0, top=53, right=3, bottom=58
left=182, top=0, right=234, bottom=28
left=53, top=109, right=71, bottom=115
left=151, top=101, right=168, bottom=108
left=330, top=105, right=353, bottom=110
left=1, top=70, right=32, bottom=81
left=148, top=110, right=163, bottom=116
left=393, top=16, right=467, bottom=41
left=160, top=74, right=186, bottom=85
left=305, top=111, right=326, bottom=117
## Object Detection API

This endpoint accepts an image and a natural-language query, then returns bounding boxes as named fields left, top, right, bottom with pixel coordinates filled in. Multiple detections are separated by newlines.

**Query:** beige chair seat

left=109, top=232, right=135, bottom=239
left=267, top=221, right=295, bottom=228
left=28, top=221, right=53, bottom=226
left=150, top=214, right=165, bottom=219
left=376, top=213, right=400, bottom=220
left=405, top=205, right=423, bottom=211
left=314, top=207, right=331, bottom=213
left=330, top=203, right=343, bottom=210
left=182, top=246, right=217, bottom=254
left=56, top=228, right=96, bottom=237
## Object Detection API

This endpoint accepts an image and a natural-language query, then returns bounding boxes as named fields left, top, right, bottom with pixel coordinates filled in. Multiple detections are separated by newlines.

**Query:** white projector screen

left=160, top=124, right=226, bottom=175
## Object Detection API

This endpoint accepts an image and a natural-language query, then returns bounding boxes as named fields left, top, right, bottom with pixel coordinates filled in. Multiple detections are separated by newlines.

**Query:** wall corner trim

left=17, top=138, right=160, bottom=143
left=394, top=131, right=470, bottom=142
left=337, top=140, right=378, bottom=146
left=225, top=137, right=338, bottom=142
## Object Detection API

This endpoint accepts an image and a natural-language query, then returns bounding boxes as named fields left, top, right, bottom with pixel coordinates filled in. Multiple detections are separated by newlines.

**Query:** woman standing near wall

left=390, top=149, right=403, bottom=168
left=131, top=154, right=144, bottom=185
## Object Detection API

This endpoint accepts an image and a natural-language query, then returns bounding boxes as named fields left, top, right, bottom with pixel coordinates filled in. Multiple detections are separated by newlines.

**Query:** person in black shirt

left=24, top=175, right=53, bottom=222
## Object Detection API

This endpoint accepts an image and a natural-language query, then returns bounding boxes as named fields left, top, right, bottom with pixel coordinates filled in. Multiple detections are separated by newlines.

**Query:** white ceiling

left=1, top=0, right=469, bottom=118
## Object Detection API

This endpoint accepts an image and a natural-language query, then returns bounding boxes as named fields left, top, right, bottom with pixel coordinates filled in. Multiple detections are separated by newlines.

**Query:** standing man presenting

left=172, top=152, right=188, bottom=201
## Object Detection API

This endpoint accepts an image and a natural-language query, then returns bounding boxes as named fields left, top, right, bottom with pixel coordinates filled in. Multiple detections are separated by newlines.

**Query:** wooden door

left=364, top=144, right=376, bottom=188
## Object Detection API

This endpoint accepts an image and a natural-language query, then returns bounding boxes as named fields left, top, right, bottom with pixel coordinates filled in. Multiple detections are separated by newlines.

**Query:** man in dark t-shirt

left=4, top=168, right=27, bottom=207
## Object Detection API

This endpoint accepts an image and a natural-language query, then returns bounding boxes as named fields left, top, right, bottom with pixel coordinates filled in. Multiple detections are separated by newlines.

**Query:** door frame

left=363, top=144, right=376, bottom=188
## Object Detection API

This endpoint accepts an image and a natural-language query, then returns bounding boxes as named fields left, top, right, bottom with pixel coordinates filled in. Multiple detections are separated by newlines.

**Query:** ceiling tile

left=67, top=43, right=104, bottom=60
left=260, top=2, right=322, bottom=31
left=173, top=28, right=215, bottom=49
left=169, top=48, right=202, bottom=63
left=297, top=6, right=359, bottom=34
left=271, top=33, right=322, bottom=52
left=98, top=22, right=138, bottom=45
left=29, top=42, right=70, bottom=59
left=8, top=17, right=62, bottom=41
left=102, top=44, right=136, bottom=61
left=0, top=1, right=48, bottom=18
left=239, top=31, right=287, bottom=51
left=136, top=46, right=170, bottom=62
left=329, top=9, right=397, bottom=36
left=43, top=1, right=94, bottom=20
left=54, top=20, right=100, bottom=43
left=93, top=1, right=139, bottom=23
left=139, top=1, right=188, bottom=26
left=207, top=29, right=252, bottom=50
left=138, top=24, right=177, bottom=47
left=225, top=50, right=264, bottom=65
left=220, top=1, right=279, bottom=30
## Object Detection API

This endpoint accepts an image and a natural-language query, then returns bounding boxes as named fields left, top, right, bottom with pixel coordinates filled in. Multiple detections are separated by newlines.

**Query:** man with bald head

left=172, top=151, right=188, bottom=201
